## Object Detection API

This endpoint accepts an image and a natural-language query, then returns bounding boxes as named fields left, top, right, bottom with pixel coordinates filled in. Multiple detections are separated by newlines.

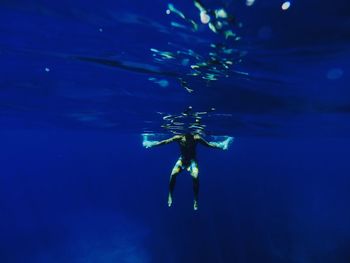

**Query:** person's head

left=184, top=132, right=195, bottom=140
left=185, top=131, right=201, bottom=140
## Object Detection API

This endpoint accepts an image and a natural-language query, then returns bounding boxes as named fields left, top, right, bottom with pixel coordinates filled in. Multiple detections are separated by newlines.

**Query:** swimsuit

left=176, top=157, right=197, bottom=172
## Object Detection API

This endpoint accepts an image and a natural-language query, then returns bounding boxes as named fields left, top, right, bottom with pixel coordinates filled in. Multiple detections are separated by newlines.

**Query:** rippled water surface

left=1, top=0, right=349, bottom=136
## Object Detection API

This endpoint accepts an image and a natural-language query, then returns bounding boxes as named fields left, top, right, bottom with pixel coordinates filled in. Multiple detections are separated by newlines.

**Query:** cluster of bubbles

left=149, top=0, right=246, bottom=93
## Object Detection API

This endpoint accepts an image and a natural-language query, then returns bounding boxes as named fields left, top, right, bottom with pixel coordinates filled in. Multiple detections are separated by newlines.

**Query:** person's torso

left=178, top=136, right=197, bottom=162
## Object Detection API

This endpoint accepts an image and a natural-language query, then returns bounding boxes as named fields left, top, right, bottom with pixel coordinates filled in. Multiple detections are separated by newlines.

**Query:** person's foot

left=168, top=194, right=173, bottom=208
left=193, top=200, right=198, bottom=211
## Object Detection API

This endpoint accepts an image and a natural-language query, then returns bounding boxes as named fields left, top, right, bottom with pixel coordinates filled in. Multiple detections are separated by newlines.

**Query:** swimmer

left=144, top=133, right=231, bottom=210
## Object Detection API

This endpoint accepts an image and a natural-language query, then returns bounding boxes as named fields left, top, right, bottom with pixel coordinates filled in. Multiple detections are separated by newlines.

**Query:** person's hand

left=221, top=137, right=233, bottom=150
left=218, top=141, right=228, bottom=150
left=143, top=141, right=157, bottom=148
left=222, top=142, right=228, bottom=150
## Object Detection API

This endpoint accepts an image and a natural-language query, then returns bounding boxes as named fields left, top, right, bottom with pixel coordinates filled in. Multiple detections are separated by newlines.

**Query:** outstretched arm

left=196, top=135, right=232, bottom=150
left=143, top=135, right=181, bottom=148
left=196, top=135, right=221, bottom=149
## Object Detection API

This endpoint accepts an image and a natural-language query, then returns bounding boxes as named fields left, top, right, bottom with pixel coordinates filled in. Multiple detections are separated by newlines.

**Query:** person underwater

left=144, top=133, right=232, bottom=210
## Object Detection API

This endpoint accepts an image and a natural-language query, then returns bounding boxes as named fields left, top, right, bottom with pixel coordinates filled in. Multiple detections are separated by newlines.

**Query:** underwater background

left=1, top=0, right=350, bottom=262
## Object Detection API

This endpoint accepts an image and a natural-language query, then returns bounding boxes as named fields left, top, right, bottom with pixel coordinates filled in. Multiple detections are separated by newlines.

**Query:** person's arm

left=196, top=135, right=231, bottom=150
left=144, top=135, right=181, bottom=148
left=195, top=135, right=221, bottom=149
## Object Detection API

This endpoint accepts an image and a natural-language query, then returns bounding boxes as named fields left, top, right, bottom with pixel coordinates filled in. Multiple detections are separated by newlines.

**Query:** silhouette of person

left=144, top=133, right=231, bottom=210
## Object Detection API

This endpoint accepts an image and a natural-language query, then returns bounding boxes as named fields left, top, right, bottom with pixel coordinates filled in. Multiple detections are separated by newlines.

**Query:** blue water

left=1, top=0, right=350, bottom=262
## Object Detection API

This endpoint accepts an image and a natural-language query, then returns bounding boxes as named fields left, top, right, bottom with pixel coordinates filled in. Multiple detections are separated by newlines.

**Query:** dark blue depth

left=0, top=0, right=350, bottom=262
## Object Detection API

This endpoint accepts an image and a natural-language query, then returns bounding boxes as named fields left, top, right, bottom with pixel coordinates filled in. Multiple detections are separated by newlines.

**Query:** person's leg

left=190, top=160, right=199, bottom=210
left=168, top=158, right=182, bottom=207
